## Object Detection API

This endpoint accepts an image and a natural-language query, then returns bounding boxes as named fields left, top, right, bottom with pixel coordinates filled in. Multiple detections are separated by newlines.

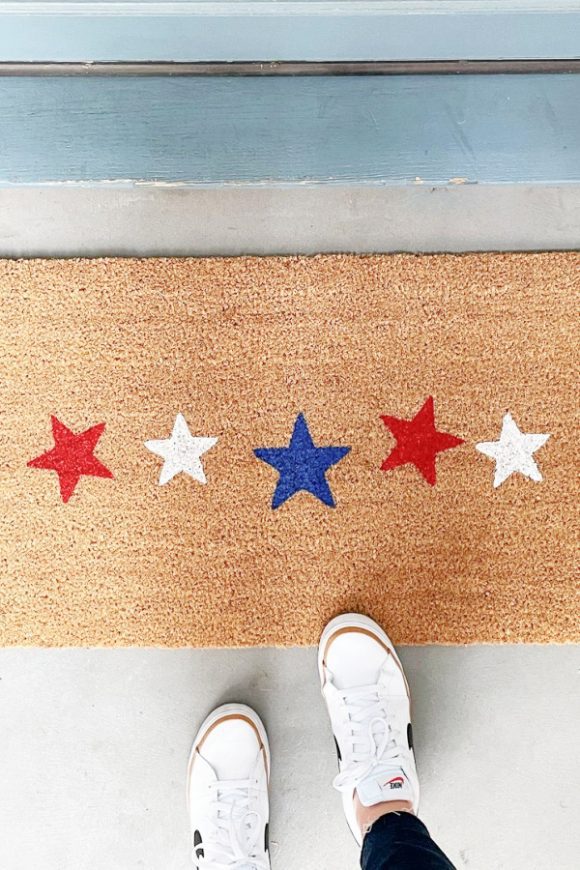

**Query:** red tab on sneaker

left=355, top=770, right=413, bottom=807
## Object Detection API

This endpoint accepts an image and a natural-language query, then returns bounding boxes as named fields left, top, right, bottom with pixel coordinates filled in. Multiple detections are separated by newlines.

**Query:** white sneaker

left=187, top=703, right=271, bottom=870
left=318, top=613, right=420, bottom=845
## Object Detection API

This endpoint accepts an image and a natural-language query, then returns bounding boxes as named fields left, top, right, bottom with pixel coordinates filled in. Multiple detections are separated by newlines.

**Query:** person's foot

left=318, top=613, right=420, bottom=845
left=187, top=703, right=271, bottom=869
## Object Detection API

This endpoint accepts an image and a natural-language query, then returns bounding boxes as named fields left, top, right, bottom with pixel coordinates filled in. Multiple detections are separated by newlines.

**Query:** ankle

left=354, top=793, right=414, bottom=835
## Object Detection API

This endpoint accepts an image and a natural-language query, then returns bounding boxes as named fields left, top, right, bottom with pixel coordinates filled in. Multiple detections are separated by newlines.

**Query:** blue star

left=254, top=413, right=351, bottom=509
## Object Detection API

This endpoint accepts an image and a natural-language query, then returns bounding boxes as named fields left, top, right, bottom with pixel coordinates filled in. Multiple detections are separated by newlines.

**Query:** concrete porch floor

left=0, top=645, right=577, bottom=870
left=1, top=185, right=577, bottom=869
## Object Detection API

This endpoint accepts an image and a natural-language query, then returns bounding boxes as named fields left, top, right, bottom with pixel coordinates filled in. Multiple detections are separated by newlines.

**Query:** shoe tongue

left=356, top=768, right=413, bottom=807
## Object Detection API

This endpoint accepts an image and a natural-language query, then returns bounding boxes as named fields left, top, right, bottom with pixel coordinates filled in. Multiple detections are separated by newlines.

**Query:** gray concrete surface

left=1, top=185, right=580, bottom=257
left=0, top=646, right=577, bottom=870
left=1, top=187, right=577, bottom=870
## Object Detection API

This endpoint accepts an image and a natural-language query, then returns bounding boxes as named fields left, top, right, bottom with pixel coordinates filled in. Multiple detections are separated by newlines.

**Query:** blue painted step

left=1, top=1, right=579, bottom=63
left=0, top=74, right=578, bottom=186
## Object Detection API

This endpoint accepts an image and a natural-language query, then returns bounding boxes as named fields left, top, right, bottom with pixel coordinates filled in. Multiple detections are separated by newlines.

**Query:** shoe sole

left=186, top=702, right=271, bottom=812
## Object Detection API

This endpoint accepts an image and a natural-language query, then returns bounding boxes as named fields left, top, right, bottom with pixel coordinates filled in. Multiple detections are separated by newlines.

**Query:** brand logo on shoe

left=383, top=776, right=405, bottom=790
left=193, top=830, right=204, bottom=863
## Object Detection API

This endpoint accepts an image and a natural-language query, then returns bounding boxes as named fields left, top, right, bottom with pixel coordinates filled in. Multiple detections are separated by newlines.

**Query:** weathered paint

left=0, top=74, right=578, bottom=186
left=0, top=1, right=579, bottom=63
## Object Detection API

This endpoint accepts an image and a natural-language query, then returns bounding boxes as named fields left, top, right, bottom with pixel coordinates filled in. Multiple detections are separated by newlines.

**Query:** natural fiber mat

left=0, top=254, right=577, bottom=646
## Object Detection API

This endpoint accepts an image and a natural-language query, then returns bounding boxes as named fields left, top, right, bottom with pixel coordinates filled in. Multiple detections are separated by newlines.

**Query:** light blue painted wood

left=0, top=2, right=579, bottom=63
left=0, top=74, right=579, bottom=186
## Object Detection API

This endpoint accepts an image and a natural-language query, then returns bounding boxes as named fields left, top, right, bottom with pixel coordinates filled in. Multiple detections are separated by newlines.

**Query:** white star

left=144, top=413, right=217, bottom=485
left=476, top=412, right=550, bottom=488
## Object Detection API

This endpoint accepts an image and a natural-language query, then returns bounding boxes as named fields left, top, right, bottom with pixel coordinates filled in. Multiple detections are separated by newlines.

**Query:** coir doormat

left=0, top=254, right=577, bottom=646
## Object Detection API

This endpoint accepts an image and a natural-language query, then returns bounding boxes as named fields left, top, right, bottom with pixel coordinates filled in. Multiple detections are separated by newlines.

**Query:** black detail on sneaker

left=407, top=722, right=414, bottom=750
left=194, top=829, right=204, bottom=860
left=265, top=822, right=270, bottom=852
left=334, top=735, right=342, bottom=762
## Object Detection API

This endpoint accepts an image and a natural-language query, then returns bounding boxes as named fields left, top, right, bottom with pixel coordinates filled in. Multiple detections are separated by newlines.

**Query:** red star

left=28, top=416, right=113, bottom=503
left=381, top=397, right=464, bottom=486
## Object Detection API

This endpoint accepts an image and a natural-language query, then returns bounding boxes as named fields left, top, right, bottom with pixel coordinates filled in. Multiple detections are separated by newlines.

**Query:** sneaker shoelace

left=193, top=779, right=269, bottom=870
left=332, top=683, right=408, bottom=794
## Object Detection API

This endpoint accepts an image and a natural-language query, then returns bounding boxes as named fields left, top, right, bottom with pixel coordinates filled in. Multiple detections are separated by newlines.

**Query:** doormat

left=0, top=254, right=577, bottom=646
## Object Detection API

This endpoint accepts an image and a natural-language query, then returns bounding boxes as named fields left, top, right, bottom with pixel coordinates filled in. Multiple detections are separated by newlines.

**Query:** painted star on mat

left=254, top=413, right=351, bottom=509
left=144, top=413, right=218, bottom=485
left=476, top=412, right=550, bottom=488
left=28, top=416, right=113, bottom=503
left=381, top=396, right=464, bottom=486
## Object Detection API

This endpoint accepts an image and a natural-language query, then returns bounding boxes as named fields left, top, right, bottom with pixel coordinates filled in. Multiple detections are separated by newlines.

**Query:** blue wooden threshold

left=0, top=74, right=578, bottom=187
left=1, top=1, right=579, bottom=63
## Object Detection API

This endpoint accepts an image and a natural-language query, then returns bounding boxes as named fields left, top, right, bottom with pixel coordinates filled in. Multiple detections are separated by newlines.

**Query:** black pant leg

left=360, top=812, right=455, bottom=870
